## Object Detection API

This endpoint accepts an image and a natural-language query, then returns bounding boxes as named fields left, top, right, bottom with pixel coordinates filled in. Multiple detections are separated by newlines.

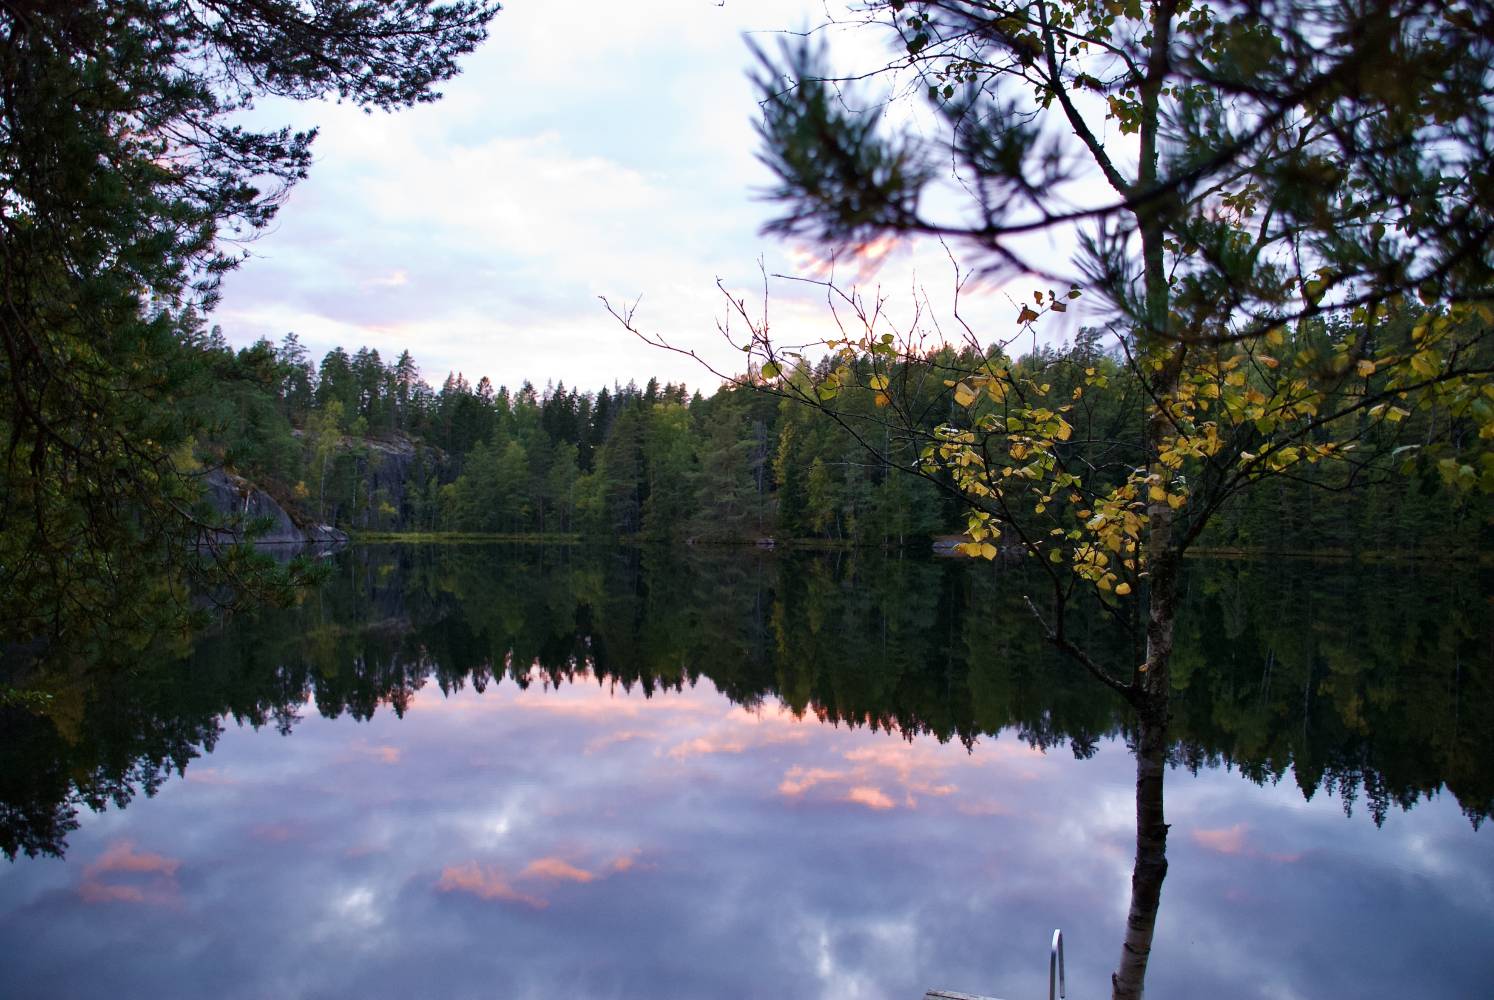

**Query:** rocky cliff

left=201, top=468, right=347, bottom=549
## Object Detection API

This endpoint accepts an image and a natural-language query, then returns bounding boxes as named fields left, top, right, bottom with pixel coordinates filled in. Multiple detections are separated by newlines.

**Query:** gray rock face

left=201, top=468, right=347, bottom=549
left=286, top=430, right=436, bottom=530
left=361, top=435, right=420, bottom=527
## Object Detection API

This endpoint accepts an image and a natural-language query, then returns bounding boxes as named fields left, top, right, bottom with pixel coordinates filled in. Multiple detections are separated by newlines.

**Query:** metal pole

left=1049, top=929, right=1066, bottom=1000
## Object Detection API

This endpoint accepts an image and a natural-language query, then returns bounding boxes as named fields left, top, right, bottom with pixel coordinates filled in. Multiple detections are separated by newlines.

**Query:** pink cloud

left=78, top=841, right=182, bottom=906
left=779, top=766, right=847, bottom=797
left=343, top=741, right=403, bottom=765
left=840, top=744, right=958, bottom=804
left=664, top=706, right=810, bottom=760
left=521, top=858, right=596, bottom=883
left=436, top=863, right=547, bottom=909
left=86, top=840, right=180, bottom=877
left=608, top=852, right=643, bottom=873
left=667, top=735, right=747, bottom=760
left=846, top=786, right=896, bottom=811
left=1193, top=824, right=1249, bottom=855
left=79, top=883, right=151, bottom=904
left=585, top=729, right=653, bottom=754
left=345, top=843, right=388, bottom=859
left=1192, top=824, right=1303, bottom=865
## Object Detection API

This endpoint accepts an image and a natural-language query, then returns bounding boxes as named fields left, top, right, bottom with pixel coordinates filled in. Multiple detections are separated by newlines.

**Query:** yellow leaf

left=1356, top=359, right=1376, bottom=377
left=868, top=374, right=889, bottom=391
left=1115, top=582, right=1132, bottom=596
left=979, top=542, right=999, bottom=560
left=953, top=382, right=977, bottom=407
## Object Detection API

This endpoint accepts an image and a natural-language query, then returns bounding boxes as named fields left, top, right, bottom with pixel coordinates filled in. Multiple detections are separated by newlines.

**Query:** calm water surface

left=1, top=546, right=1490, bottom=999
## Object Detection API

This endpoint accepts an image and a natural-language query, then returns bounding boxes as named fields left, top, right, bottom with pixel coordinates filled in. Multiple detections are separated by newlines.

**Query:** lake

left=1, top=545, right=1490, bottom=999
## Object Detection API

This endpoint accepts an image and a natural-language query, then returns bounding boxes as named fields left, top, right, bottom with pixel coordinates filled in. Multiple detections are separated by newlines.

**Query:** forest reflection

left=3, top=544, right=1489, bottom=860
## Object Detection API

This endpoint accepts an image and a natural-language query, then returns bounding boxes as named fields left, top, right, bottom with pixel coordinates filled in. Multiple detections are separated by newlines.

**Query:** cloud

left=608, top=851, right=644, bottom=874
left=1193, top=824, right=1249, bottom=856
left=781, top=742, right=962, bottom=810
left=845, top=786, right=896, bottom=811
left=842, top=744, right=959, bottom=801
left=435, top=863, right=547, bottom=909
left=1191, top=823, right=1301, bottom=864
left=351, top=742, right=403, bottom=765
left=209, top=0, right=914, bottom=394
left=438, top=846, right=645, bottom=909
left=84, top=840, right=181, bottom=877
left=662, top=704, right=812, bottom=760
left=584, top=729, right=653, bottom=754
left=778, top=766, right=847, bottom=798
left=78, top=840, right=182, bottom=906
left=520, top=858, right=596, bottom=884
left=667, top=735, right=748, bottom=760
left=251, top=823, right=302, bottom=843
left=362, top=270, right=408, bottom=289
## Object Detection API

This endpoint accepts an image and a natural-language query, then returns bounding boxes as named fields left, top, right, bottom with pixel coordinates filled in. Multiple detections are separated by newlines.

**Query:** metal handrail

left=1049, top=929, right=1066, bottom=1000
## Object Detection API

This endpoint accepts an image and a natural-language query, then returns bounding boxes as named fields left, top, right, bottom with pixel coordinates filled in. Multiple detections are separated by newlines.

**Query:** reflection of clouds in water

left=521, top=857, right=596, bottom=883
left=584, top=729, right=653, bottom=754
left=437, top=849, right=645, bottom=910
left=1191, top=823, right=1302, bottom=864
left=437, top=862, right=548, bottom=909
left=4, top=673, right=1491, bottom=1000
left=779, top=766, right=847, bottom=797
left=330, top=886, right=384, bottom=929
left=663, top=706, right=812, bottom=761
left=77, top=840, right=182, bottom=907
left=845, top=787, right=896, bottom=811
left=342, top=740, right=402, bottom=765
left=1193, top=823, right=1248, bottom=855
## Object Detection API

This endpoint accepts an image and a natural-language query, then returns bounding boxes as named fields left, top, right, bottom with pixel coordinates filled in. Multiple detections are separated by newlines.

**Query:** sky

left=212, top=1, right=1066, bottom=396
left=5, top=674, right=1490, bottom=999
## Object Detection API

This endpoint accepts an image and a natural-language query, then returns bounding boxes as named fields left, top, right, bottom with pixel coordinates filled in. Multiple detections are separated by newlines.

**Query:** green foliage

left=737, top=0, right=1494, bottom=708
left=199, top=327, right=1484, bottom=559
left=0, top=1, right=500, bottom=657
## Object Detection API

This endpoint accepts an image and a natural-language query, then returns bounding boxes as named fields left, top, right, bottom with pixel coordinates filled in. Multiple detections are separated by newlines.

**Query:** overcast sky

left=213, top=0, right=1068, bottom=396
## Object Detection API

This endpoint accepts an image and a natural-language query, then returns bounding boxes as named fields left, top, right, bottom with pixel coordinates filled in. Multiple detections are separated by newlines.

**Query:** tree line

left=204, top=325, right=1488, bottom=553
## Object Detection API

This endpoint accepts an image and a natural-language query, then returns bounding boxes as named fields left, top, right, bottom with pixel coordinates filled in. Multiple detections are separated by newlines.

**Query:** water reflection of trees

left=3, top=545, right=1489, bottom=858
